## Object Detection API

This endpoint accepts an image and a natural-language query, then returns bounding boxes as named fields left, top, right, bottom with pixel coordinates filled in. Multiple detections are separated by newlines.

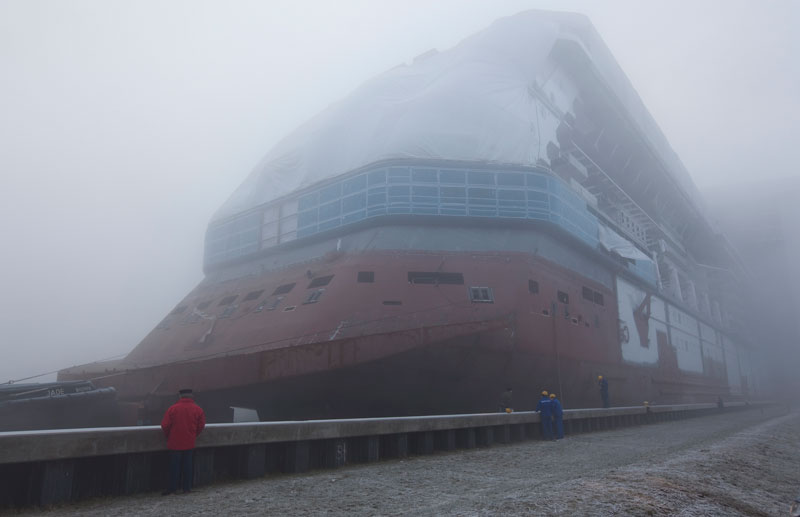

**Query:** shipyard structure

left=59, top=11, right=762, bottom=425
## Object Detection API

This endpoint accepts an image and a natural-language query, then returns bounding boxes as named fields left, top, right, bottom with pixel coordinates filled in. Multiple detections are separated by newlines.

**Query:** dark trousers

left=168, top=449, right=194, bottom=493
left=601, top=392, right=610, bottom=408
left=554, top=415, right=564, bottom=439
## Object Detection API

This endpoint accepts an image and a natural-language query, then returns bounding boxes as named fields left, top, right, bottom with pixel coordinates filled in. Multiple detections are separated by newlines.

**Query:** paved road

left=23, top=406, right=799, bottom=516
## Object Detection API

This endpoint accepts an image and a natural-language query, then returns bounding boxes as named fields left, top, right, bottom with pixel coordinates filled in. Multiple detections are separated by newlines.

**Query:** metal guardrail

left=0, top=401, right=758, bottom=508
left=0, top=402, right=737, bottom=465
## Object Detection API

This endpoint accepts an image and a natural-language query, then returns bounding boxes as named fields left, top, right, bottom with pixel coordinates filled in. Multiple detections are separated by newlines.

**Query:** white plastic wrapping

left=213, top=10, right=706, bottom=224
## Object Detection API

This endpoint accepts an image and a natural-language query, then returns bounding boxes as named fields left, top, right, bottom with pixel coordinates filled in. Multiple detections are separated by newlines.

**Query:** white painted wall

left=616, top=277, right=662, bottom=365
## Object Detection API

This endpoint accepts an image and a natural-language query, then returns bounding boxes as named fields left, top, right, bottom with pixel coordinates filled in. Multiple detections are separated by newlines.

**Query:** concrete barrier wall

left=0, top=402, right=756, bottom=508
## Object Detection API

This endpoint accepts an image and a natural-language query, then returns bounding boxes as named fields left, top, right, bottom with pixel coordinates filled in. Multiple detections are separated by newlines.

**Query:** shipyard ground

left=19, top=406, right=798, bottom=516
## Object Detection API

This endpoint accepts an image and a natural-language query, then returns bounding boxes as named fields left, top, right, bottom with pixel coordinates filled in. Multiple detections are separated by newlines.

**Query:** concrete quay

left=0, top=402, right=757, bottom=508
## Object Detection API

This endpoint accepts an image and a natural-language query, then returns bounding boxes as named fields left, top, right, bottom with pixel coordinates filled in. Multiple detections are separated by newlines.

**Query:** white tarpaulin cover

left=598, top=224, right=653, bottom=262
left=212, top=10, right=705, bottom=223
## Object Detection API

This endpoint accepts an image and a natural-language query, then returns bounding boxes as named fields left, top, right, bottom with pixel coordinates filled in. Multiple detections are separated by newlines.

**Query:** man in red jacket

left=161, top=388, right=206, bottom=495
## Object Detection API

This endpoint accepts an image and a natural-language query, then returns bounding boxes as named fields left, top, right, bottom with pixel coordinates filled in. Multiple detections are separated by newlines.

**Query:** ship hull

left=61, top=225, right=736, bottom=423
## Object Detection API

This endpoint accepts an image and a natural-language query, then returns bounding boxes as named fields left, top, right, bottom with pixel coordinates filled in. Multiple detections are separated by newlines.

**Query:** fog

left=1, top=0, right=798, bottom=384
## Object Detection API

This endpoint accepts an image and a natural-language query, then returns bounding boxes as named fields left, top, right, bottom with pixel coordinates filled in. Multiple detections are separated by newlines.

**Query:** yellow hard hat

left=549, top=393, right=556, bottom=399
left=598, top=375, right=603, bottom=380
left=505, top=407, right=512, bottom=413
left=541, top=390, right=548, bottom=396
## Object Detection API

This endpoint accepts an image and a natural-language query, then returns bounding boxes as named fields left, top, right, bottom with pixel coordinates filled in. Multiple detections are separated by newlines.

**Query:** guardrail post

left=238, top=444, right=266, bottom=479
left=435, top=429, right=456, bottom=451
left=381, top=433, right=408, bottom=458
left=476, top=426, right=493, bottom=447
left=456, top=427, right=476, bottom=449
left=193, top=448, right=215, bottom=486
left=284, top=441, right=310, bottom=473
left=349, top=436, right=379, bottom=463
left=39, top=459, right=74, bottom=506
left=494, top=424, right=510, bottom=444
left=322, top=438, right=347, bottom=468
left=411, top=431, right=434, bottom=455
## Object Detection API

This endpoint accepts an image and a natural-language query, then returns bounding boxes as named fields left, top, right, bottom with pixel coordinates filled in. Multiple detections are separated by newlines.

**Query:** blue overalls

left=551, top=397, right=564, bottom=439
left=535, top=396, right=553, bottom=440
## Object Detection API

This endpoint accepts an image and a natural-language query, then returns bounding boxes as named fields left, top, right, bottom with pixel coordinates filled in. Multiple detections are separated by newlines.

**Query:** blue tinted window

left=388, top=185, right=410, bottom=201
left=527, top=173, right=548, bottom=189
left=368, top=192, right=387, bottom=206
left=342, top=193, right=366, bottom=213
left=497, top=172, right=525, bottom=186
left=412, top=186, right=438, bottom=198
left=498, top=190, right=526, bottom=206
left=527, top=191, right=548, bottom=203
left=368, top=170, right=386, bottom=185
left=342, top=174, right=367, bottom=195
left=297, top=210, right=317, bottom=227
left=319, top=184, right=341, bottom=203
left=342, top=210, right=366, bottom=224
left=468, top=171, right=494, bottom=185
left=440, top=186, right=466, bottom=203
left=388, top=167, right=410, bottom=182
left=318, top=219, right=340, bottom=231
left=440, top=207, right=467, bottom=216
left=319, top=201, right=341, bottom=220
left=412, top=168, right=438, bottom=182
left=469, top=188, right=496, bottom=200
left=298, top=193, right=318, bottom=211
left=440, top=170, right=466, bottom=184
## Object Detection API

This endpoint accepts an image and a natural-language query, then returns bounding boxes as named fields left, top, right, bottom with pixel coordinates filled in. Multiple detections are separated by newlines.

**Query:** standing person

left=598, top=375, right=610, bottom=408
left=161, top=388, right=206, bottom=495
left=535, top=390, right=554, bottom=440
left=550, top=393, right=564, bottom=440
left=499, top=387, right=513, bottom=413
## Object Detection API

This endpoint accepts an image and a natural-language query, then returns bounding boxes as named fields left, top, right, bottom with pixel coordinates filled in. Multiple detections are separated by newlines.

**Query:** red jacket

left=161, top=398, right=206, bottom=450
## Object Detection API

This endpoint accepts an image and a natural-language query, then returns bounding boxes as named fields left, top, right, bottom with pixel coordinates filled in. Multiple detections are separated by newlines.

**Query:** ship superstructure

left=60, top=11, right=759, bottom=423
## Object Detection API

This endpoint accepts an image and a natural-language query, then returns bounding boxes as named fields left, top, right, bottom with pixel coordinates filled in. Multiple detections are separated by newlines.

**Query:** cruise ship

left=60, top=10, right=760, bottom=424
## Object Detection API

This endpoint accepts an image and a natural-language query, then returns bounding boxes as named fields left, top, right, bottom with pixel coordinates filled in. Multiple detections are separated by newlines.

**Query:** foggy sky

left=1, top=0, right=798, bottom=384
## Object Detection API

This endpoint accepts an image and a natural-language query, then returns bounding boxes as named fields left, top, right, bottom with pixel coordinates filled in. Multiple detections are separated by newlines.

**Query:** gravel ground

left=18, top=406, right=799, bottom=516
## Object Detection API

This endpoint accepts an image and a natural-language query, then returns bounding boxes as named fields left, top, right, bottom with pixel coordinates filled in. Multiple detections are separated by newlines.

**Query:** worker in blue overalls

left=550, top=393, right=564, bottom=439
left=535, top=390, right=554, bottom=440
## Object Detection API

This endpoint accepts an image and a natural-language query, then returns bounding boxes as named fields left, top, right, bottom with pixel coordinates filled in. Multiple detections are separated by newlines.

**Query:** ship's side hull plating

left=62, top=227, right=740, bottom=423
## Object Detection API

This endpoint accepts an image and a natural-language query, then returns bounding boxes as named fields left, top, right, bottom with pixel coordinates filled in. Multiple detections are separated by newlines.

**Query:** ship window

left=219, top=305, right=237, bottom=319
left=594, top=292, right=604, bottom=306
left=412, top=168, right=438, bottom=182
left=283, top=306, right=296, bottom=312
left=304, top=289, right=324, bottom=304
left=383, top=300, right=402, bottom=305
left=272, top=283, right=296, bottom=296
left=440, top=170, right=466, bottom=184
left=408, top=272, right=464, bottom=285
left=557, top=291, right=569, bottom=304
left=261, top=296, right=284, bottom=311
left=529, top=280, right=539, bottom=294
left=582, top=286, right=594, bottom=302
left=218, top=295, right=238, bottom=306
left=243, top=290, right=264, bottom=302
left=358, top=271, right=375, bottom=283
left=469, top=287, right=494, bottom=303
left=308, top=275, right=334, bottom=288
left=170, top=305, right=188, bottom=316
left=196, top=301, right=211, bottom=311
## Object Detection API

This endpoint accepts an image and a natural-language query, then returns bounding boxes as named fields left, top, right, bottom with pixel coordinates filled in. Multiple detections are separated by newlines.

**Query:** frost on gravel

left=18, top=406, right=799, bottom=516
